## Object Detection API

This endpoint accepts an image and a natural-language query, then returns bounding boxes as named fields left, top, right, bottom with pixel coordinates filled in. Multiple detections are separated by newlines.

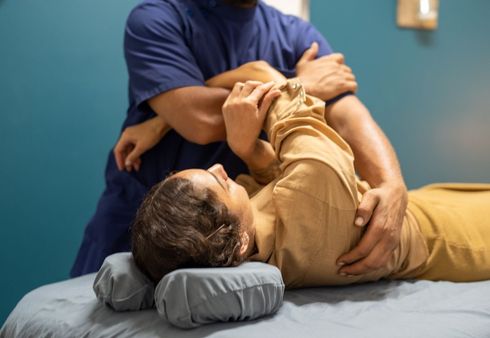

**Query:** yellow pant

left=408, top=183, right=490, bottom=282
left=249, top=79, right=490, bottom=287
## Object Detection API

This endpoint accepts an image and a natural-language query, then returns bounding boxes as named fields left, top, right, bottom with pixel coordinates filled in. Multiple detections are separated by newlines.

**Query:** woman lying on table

left=128, top=62, right=490, bottom=288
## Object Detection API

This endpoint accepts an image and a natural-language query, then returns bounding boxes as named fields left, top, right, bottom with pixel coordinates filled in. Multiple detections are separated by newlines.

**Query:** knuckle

left=387, top=231, right=398, bottom=243
left=243, top=99, right=255, bottom=107
left=357, top=248, right=369, bottom=257
left=364, top=260, right=378, bottom=270
left=357, top=205, right=369, bottom=214
left=374, top=226, right=387, bottom=238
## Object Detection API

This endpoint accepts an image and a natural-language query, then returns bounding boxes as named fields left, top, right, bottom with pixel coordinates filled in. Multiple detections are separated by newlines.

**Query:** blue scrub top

left=71, top=0, right=338, bottom=277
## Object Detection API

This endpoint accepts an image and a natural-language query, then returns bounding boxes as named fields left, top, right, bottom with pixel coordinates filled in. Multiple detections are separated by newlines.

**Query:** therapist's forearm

left=149, top=62, right=288, bottom=145
left=148, top=86, right=229, bottom=145
left=325, top=96, right=406, bottom=188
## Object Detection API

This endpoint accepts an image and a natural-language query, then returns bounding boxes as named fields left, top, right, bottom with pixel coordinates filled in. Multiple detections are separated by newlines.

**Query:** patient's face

left=172, top=164, right=255, bottom=242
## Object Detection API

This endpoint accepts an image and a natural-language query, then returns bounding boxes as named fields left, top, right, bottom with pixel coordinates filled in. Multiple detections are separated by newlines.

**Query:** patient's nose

left=208, top=163, right=228, bottom=181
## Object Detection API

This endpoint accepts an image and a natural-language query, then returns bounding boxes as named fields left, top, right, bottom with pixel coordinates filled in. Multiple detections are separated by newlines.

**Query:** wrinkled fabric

left=248, top=80, right=428, bottom=288
left=3, top=274, right=490, bottom=337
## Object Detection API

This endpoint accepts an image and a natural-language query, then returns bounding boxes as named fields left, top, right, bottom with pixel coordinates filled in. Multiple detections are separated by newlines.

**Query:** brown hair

left=131, top=177, right=245, bottom=283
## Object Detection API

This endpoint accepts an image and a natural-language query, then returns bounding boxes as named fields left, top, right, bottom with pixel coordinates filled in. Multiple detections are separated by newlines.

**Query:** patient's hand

left=206, top=61, right=286, bottom=89
left=221, top=81, right=280, bottom=161
left=296, top=42, right=358, bottom=102
left=113, top=116, right=171, bottom=172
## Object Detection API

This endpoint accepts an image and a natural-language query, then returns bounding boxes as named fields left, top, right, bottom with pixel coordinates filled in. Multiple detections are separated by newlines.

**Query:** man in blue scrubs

left=71, top=0, right=409, bottom=279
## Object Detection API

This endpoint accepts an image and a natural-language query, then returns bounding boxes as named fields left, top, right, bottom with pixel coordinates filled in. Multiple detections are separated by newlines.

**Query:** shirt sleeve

left=124, top=2, right=205, bottom=107
left=294, top=19, right=333, bottom=58
left=294, top=19, right=354, bottom=106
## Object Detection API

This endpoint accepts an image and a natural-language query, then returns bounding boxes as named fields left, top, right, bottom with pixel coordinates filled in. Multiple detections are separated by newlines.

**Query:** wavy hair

left=131, top=177, right=244, bottom=283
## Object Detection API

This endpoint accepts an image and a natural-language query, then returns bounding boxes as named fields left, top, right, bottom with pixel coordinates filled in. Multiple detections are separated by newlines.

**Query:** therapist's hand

left=296, top=42, right=358, bottom=102
left=336, top=183, right=408, bottom=276
left=114, top=116, right=170, bottom=172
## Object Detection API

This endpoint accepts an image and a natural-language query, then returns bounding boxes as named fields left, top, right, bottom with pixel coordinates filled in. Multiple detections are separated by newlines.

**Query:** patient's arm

left=206, top=61, right=285, bottom=184
left=243, top=139, right=281, bottom=185
left=221, top=81, right=282, bottom=185
left=206, top=61, right=287, bottom=89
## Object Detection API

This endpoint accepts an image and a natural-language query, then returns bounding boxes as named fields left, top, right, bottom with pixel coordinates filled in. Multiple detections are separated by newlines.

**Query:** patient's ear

left=239, top=231, right=250, bottom=256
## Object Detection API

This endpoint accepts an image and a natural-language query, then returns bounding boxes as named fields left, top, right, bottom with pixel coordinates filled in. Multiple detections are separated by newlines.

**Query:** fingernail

left=339, top=272, right=346, bottom=277
left=355, top=217, right=363, bottom=226
left=337, top=261, right=345, bottom=267
left=346, top=275, right=355, bottom=278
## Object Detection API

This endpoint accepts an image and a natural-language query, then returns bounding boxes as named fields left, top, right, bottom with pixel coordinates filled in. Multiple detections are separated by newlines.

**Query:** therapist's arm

left=148, top=87, right=229, bottom=145
left=325, top=96, right=408, bottom=276
left=113, top=87, right=229, bottom=171
left=148, top=61, right=288, bottom=145
left=148, top=57, right=353, bottom=145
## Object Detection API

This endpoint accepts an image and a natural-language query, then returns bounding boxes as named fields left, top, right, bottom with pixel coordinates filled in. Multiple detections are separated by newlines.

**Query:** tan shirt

left=240, top=81, right=428, bottom=289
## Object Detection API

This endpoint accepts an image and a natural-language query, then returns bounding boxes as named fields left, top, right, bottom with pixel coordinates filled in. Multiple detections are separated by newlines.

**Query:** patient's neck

left=245, top=229, right=258, bottom=258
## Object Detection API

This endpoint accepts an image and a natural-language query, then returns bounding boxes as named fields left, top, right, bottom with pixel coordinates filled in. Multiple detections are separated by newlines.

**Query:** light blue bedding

left=2, top=273, right=490, bottom=338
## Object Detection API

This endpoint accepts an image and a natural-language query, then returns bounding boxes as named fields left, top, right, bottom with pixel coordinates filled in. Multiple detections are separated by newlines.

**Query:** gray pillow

left=155, top=262, right=285, bottom=329
left=93, top=252, right=154, bottom=311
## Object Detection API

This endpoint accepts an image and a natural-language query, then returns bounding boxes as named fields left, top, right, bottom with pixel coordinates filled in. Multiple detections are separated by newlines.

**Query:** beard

left=224, top=0, right=258, bottom=7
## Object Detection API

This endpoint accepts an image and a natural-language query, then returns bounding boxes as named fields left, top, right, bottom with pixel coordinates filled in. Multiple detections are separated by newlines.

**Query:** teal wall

left=1, top=0, right=489, bottom=326
left=0, top=0, right=138, bottom=324
left=310, top=0, right=490, bottom=187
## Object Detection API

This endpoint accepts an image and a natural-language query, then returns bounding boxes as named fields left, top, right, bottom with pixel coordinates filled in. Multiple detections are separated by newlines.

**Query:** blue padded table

left=2, top=273, right=490, bottom=338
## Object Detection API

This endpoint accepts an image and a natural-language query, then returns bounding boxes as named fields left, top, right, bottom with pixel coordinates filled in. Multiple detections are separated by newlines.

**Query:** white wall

left=263, top=0, right=309, bottom=20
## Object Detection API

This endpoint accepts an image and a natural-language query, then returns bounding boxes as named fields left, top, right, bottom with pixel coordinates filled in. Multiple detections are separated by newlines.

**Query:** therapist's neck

left=224, top=0, right=257, bottom=8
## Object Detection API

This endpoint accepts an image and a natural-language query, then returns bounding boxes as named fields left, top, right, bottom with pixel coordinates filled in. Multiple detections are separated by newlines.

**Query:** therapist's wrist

left=154, top=115, right=171, bottom=137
